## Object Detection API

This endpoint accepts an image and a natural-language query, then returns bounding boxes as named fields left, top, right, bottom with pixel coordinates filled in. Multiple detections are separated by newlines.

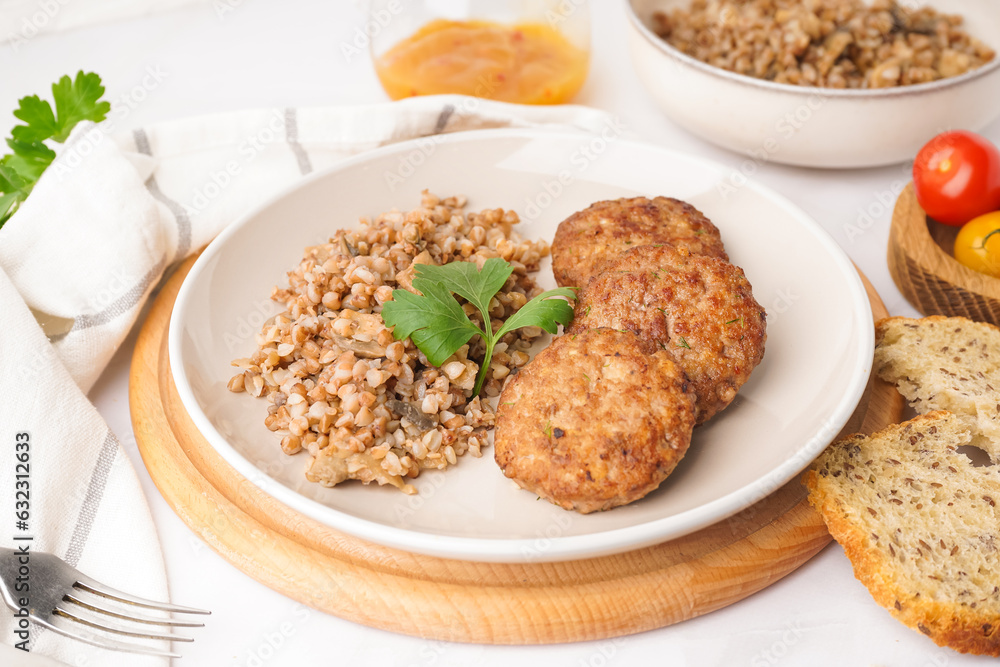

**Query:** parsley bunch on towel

left=0, top=71, right=110, bottom=228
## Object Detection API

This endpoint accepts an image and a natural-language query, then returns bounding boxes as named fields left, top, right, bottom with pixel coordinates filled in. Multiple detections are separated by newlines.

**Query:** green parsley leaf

left=414, top=258, right=512, bottom=320
left=676, top=336, right=691, bottom=349
left=0, top=71, right=110, bottom=229
left=5, top=139, right=55, bottom=183
left=380, top=279, right=482, bottom=367
left=0, top=158, right=28, bottom=223
left=51, top=72, right=111, bottom=142
left=0, top=158, right=26, bottom=192
left=382, top=258, right=577, bottom=395
left=0, top=192, right=19, bottom=221
left=494, top=287, right=576, bottom=340
left=11, top=96, right=58, bottom=143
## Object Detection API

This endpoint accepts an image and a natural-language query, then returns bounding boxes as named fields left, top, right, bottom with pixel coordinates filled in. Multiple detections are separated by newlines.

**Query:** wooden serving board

left=129, top=258, right=903, bottom=644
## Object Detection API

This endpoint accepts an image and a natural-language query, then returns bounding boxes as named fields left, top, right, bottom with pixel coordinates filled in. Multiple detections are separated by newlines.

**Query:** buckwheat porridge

left=227, top=192, right=549, bottom=494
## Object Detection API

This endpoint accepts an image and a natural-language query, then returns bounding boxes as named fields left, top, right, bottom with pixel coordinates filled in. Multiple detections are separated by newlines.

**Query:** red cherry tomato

left=912, top=130, right=1000, bottom=226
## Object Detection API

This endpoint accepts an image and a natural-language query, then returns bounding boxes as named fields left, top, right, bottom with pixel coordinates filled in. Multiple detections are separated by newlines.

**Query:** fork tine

left=74, top=576, right=211, bottom=615
left=53, top=606, right=194, bottom=642
left=64, top=589, right=206, bottom=627
left=33, top=614, right=181, bottom=659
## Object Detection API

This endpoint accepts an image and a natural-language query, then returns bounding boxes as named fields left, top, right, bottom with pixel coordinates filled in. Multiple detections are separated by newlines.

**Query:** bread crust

left=874, top=314, right=982, bottom=342
left=806, top=412, right=1000, bottom=656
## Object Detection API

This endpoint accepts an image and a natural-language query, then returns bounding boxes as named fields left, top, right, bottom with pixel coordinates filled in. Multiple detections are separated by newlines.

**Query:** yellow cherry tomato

left=954, top=211, right=1000, bottom=278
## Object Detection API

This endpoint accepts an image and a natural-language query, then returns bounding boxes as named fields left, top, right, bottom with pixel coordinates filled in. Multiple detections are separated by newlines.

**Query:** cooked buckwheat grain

left=229, top=191, right=550, bottom=493
left=653, top=0, right=994, bottom=89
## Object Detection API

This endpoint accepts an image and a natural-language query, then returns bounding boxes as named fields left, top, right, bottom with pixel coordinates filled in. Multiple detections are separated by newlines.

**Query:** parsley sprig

left=0, top=71, right=111, bottom=228
left=381, top=258, right=577, bottom=395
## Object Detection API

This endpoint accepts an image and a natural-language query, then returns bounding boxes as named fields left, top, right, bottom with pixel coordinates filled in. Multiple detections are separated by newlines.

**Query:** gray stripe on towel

left=433, top=104, right=455, bottom=134
left=64, top=430, right=119, bottom=568
left=133, top=128, right=192, bottom=260
left=285, top=108, right=313, bottom=176
left=132, top=127, right=152, bottom=155
left=71, top=255, right=166, bottom=331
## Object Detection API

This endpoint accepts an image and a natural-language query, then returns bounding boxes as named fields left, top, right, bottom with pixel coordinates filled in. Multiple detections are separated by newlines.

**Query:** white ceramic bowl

left=625, top=0, right=1000, bottom=168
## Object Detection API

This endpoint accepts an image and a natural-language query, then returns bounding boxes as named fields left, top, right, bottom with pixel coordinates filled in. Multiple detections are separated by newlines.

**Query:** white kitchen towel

left=0, top=267, right=170, bottom=667
left=0, top=95, right=615, bottom=666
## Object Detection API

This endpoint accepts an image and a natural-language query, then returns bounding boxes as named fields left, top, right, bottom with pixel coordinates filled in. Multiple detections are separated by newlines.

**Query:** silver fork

left=0, top=547, right=210, bottom=658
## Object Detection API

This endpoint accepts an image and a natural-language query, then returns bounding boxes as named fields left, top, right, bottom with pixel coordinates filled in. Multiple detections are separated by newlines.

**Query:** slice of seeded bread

left=806, top=412, right=1000, bottom=656
left=875, top=316, right=1000, bottom=454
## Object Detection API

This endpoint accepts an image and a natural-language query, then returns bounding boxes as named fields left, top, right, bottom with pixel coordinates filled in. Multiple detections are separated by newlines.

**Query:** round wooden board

left=130, top=257, right=903, bottom=644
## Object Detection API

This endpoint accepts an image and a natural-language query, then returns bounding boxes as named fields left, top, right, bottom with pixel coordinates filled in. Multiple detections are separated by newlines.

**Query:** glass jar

left=370, top=0, right=591, bottom=105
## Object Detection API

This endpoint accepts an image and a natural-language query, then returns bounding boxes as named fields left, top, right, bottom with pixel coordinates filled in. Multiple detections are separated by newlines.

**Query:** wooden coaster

left=130, top=258, right=903, bottom=644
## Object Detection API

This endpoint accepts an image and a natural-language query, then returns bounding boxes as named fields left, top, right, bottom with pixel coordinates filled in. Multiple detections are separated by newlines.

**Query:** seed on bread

left=806, top=412, right=1000, bottom=656
left=875, top=315, right=1000, bottom=454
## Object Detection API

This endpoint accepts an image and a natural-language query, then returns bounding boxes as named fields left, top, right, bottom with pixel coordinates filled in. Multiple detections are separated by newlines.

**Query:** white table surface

left=3, top=1, right=999, bottom=665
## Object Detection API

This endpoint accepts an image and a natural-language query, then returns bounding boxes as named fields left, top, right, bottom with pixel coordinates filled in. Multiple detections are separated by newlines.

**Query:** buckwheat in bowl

left=625, top=0, right=1000, bottom=168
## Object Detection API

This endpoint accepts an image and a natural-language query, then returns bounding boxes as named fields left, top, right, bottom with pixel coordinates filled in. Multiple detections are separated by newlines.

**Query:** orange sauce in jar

left=374, top=19, right=589, bottom=105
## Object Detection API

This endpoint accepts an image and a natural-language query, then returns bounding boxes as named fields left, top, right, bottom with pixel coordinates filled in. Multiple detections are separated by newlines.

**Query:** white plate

left=169, top=128, right=873, bottom=563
